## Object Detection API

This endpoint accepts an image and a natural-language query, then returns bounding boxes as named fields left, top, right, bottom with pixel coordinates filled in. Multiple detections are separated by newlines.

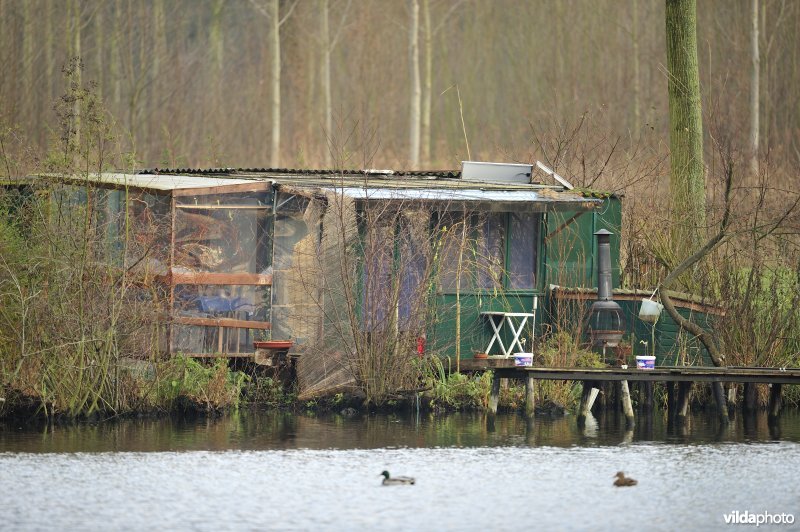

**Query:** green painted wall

left=429, top=197, right=626, bottom=361
left=543, top=196, right=623, bottom=290
left=544, top=294, right=715, bottom=366
left=428, top=292, right=540, bottom=360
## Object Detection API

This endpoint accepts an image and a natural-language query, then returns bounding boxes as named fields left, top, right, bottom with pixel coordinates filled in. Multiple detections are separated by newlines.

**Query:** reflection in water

left=2, top=410, right=800, bottom=531
left=2, top=409, right=800, bottom=453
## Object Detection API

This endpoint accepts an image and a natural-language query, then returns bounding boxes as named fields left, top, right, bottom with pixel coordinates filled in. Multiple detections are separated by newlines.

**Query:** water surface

left=2, top=410, right=799, bottom=531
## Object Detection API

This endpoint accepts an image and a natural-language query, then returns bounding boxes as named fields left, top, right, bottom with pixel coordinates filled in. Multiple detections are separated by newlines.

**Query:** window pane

left=509, top=213, right=539, bottom=289
left=436, top=212, right=472, bottom=291
left=174, top=191, right=271, bottom=273
left=173, top=284, right=270, bottom=322
left=398, top=212, right=430, bottom=330
left=362, top=218, right=394, bottom=331
left=476, top=213, right=505, bottom=289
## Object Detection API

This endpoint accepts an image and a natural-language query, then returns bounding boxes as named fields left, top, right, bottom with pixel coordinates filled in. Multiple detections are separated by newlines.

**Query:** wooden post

left=726, top=383, right=737, bottom=416
left=712, top=382, right=730, bottom=425
left=676, top=381, right=692, bottom=421
left=768, top=383, right=782, bottom=420
left=743, top=382, right=758, bottom=414
left=488, top=374, right=501, bottom=416
left=577, top=381, right=593, bottom=427
left=524, top=374, right=536, bottom=420
left=587, top=386, right=600, bottom=414
left=597, top=382, right=609, bottom=411
left=667, top=381, right=676, bottom=420
left=620, top=380, right=635, bottom=428
left=642, top=381, right=654, bottom=414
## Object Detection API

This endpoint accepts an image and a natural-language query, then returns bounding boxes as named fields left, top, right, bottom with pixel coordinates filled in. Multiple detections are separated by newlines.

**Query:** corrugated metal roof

left=41, top=172, right=264, bottom=191
left=30, top=169, right=611, bottom=207
left=329, top=186, right=598, bottom=205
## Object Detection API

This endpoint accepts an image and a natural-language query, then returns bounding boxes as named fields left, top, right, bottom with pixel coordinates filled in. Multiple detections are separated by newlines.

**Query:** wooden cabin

left=25, top=163, right=713, bottom=397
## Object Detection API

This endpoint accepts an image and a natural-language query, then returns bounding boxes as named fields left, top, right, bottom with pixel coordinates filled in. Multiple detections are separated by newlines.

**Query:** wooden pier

left=485, top=365, right=800, bottom=426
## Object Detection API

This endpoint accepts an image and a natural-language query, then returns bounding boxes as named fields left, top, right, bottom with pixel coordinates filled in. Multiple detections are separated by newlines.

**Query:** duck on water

left=613, top=472, right=637, bottom=487
left=380, top=471, right=415, bottom=486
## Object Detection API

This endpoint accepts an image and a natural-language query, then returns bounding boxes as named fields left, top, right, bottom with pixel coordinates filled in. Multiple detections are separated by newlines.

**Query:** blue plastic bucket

left=636, top=355, right=655, bottom=369
left=514, top=353, right=533, bottom=367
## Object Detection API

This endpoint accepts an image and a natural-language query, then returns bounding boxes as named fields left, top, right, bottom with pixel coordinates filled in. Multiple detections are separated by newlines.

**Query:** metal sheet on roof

left=316, top=186, right=601, bottom=208
left=80, top=173, right=263, bottom=191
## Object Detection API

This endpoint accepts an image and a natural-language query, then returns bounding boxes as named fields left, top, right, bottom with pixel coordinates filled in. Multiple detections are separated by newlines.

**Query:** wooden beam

left=172, top=182, right=271, bottom=197
left=165, top=271, right=273, bottom=286
left=182, top=352, right=255, bottom=359
left=492, top=366, right=800, bottom=385
left=543, top=211, right=586, bottom=244
left=176, top=204, right=270, bottom=210
left=175, top=316, right=271, bottom=330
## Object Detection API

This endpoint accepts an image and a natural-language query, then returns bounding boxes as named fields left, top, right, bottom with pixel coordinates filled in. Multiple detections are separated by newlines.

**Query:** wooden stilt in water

left=642, top=381, right=654, bottom=414
left=743, top=382, right=758, bottom=414
left=524, top=374, right=536, bottom=420
left=726, top=383, right=737, bottom=417
left=587, top=386, right=600, bottom=415
left=577, top=381, right=594, bottom=427
left=676, top=381, right=692, bottom=421
left=620, top=380, right=635, bottom=428
left=597, top=382, right=609, bottom=411
left=613, top=381, right=622, bottom=413
left=667, top=381, right=676, bottom=420
left=488, top=374, right=501, bottom=416
left=712, top=382, right=730, bottom=425
left=768, top=383, right=782, bottom=421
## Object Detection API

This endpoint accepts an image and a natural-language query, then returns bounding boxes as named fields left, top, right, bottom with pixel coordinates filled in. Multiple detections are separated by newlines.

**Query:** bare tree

left=408, top=0, right=421, bottom=169
left=249, top=0, right=298, bottom=167
left=750, top=0, right=760, bottom=179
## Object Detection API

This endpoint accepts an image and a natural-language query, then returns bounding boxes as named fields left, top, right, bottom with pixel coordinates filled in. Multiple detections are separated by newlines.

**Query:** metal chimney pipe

left=595, top=229, right=613, bottom=300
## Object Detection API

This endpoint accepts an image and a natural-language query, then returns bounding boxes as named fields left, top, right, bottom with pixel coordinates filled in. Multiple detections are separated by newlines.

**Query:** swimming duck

left=613, top=471, right=637, bottom=487
left=380, top=470, right=415, bottom=486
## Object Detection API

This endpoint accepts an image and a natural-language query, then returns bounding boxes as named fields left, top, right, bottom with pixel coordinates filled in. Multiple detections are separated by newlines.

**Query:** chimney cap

left=594, top=229, right=613, bottom=236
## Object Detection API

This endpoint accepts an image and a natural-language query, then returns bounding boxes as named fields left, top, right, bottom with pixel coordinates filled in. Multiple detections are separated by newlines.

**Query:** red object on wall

left=416, top=336, right=426, bottom=356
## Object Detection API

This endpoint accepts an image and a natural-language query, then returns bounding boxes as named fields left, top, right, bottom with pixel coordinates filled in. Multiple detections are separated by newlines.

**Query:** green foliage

left=156, top=356, right=247, bottom=411
left=421, top=356, right=491, bottom=410
left=242, top=373, right=296, bottom=407
left=537, top=331, right=605, bottom=368
left=719, top=263, right=800, bottom=369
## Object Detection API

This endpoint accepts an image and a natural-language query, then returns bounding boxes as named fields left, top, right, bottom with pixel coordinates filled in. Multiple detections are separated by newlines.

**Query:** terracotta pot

left=253, top=340, right=294, bottom=350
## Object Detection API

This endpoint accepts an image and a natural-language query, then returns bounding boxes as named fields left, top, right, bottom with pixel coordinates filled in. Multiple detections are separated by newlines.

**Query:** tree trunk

left=94, top=5, right=104, bottom=99
left=632, top=0, right=641, bottom=135
left=110, top=0, right=121, bottom=113
left=665, top=0, right=705, bottom=258
left=749, top=0, right=760, bottom=179
left=21, top=0, right=33, bottom=127
left=408, top=0, right=421, bottom=169
left=69, top=0, right=82, bottom=147
left=270, top=0, right=281, bottom=167
left=421, top=0, right=432, bottom=166
left=210, top=0, right=225, bottom=73
left=321, top=0, right=332, bottom=167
